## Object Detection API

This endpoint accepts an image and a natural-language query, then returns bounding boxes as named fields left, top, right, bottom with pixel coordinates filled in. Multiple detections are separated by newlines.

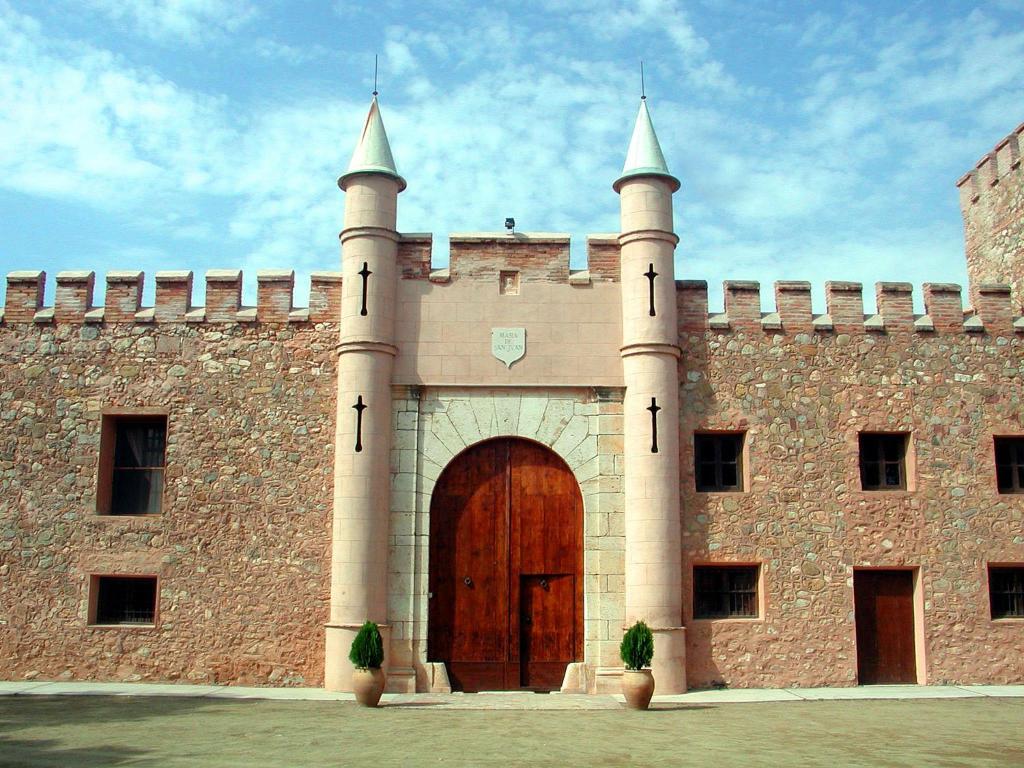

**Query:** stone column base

left=324, top=623, right=391, bottom=692
left=651, top=626, right=686, bottom=694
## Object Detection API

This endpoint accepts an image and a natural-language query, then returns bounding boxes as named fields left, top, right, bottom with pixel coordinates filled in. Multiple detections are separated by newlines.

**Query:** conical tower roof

left=613, top=98, right=680, bottom=193
left=338, top=95, right=407, bottom=192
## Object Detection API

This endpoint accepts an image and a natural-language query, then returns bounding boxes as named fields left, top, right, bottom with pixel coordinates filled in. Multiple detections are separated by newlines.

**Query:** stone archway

left=427, top=437, right=583, bottom=692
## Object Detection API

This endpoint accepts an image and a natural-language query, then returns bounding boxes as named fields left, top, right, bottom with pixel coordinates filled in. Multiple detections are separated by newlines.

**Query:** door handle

left=463, top=576, right=472, bottom=587
left=539, top=579, right=548, bottom=590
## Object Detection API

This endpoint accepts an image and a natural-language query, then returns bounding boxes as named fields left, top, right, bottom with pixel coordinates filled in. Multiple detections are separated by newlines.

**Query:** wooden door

left=428, top=438, right=582, bottom=692
left=520, top=575, right=576, bottom=689
left=854, top=570, right=917, bottom=684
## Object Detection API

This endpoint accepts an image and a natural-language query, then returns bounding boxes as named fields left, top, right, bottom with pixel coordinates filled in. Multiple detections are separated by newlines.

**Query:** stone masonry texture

left=0, top=124, right=1023, bottom=692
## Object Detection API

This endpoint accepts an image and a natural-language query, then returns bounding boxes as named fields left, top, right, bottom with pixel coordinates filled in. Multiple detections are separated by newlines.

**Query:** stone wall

left=679, top=325, right=1024, bottom=688
left=0, top=319, right=338, bottom=685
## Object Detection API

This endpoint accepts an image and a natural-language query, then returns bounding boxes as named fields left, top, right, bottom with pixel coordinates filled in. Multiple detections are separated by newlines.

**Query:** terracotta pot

left=352, top=667, right=386, bottom=707
left=621, top=669, right=655, bottom=710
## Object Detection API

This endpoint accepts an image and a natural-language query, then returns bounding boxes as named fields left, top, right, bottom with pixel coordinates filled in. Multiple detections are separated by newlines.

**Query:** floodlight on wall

left=505, top=217, right=515, bottom=234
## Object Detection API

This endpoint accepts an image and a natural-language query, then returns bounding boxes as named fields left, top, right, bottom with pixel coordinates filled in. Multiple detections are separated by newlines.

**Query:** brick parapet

left=7, top=270, right=1024, bottom=337
left=674, top=280, right=1023, bottom=337
left=2, top=270, right=344, bottom=326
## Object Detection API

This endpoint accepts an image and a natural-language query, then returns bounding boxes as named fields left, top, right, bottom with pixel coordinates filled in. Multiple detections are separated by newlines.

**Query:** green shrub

left=620, top=620, right=654, bottom=670
left=348, top=621, right=384, bottom=669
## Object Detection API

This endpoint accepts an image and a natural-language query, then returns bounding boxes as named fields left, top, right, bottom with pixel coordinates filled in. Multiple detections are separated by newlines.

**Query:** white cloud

left=84, top=0, right=258, bottom=43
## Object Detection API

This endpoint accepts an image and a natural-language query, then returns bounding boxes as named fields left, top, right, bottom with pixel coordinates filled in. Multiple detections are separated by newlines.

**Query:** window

left=989, top=567, right=1024, bottom=619
left=694, top=565, right=758, bottom=619
left=694, top=433, right=744, bottom=492
left=91, top=576, right=157, bottom=625
left=994, top=438, right=1024, bottom=494
left=859, top=433, right=908, bottom=491
left=98, top=415, right=167, bottom=515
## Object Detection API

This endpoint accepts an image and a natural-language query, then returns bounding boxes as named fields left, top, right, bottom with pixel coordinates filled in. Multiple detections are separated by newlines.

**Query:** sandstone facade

left=1, top=108, right=1022, bottom=693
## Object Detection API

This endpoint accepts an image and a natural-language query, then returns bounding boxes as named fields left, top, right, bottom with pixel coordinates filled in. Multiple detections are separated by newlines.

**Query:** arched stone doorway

left=427, top=437, right=584, bottom=692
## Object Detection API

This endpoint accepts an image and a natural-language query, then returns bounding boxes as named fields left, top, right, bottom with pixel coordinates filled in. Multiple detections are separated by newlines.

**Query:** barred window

left=694, top=433, right=744, bottom=492
left=989, top=567, right=1024, bottom=620
left=859, top=433, right=908, bottom=491
left=994, top=438, right=1024, bottom=494
left=694, top=565, right=758, bottom=619
left=92, top=576, right=157, bottom=625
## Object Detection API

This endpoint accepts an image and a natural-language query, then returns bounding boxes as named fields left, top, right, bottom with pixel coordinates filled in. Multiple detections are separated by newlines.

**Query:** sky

left=1, top=0, right=1022, bottom=311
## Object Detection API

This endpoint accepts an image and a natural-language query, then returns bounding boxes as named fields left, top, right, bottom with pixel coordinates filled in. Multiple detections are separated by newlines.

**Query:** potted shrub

left=349, top=621, right=386, bottom=707
left=620, top=620, right=655, bottom=709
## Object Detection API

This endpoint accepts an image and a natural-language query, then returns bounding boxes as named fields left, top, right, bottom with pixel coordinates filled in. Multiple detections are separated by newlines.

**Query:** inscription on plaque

left=492, top=328, right=526, bottom=368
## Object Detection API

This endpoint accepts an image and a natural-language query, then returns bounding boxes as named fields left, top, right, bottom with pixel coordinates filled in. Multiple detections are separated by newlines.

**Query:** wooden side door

left=520, top=575, right=576, bottom=689
left=854, top=570, right=917, bottom=684
left=427, top=440, right=510, bottom=692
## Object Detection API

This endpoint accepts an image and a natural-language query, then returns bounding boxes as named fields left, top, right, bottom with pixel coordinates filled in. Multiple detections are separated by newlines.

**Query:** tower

left=957, top=125, right=1024, bottom=310
left=324, top=96, right=406, bottom=691
left=613, top=97, right=686, bottom=693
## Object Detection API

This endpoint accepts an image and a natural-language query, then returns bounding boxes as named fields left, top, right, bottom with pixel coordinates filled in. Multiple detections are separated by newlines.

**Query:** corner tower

left=325, top=96, right=406, bottom=691
left=613, top=97, right=686, bottom=693
left=957, top=124, right=1024, bottom=310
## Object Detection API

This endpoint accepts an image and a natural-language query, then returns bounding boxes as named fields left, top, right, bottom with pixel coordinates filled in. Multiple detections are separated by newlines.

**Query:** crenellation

left=154, top=270, right=193, bottom=322
left=875, top=282, right=915, bottom=330
left=105, top=270, right=144, bottom=323
left=204, top=269, right=242, bottom=322
left=723, top=280, right=762, bottom=331
left=994, top=132, right=1020, bottom=180
left=587, top=235, right=621, bottom=282
left=448, top=233, right=571, bottom=284
left=774, top=281, right=813, bottom=332
left=676, top=280, right=708, bottom=332
left=824, top=281, right=864, bottom=332
left=256, top=269, right=295, bottom=322
left=974, top=283, right=1014, bottom=333
left=923, top=283, right=965, bottom=332
left=309, top=271, right=342, bottom=322
left=398, top=234, right=432, bottom=279
left=2, top=267, right=1011, bottom=339
left=54, top=271, right=95, bottom=322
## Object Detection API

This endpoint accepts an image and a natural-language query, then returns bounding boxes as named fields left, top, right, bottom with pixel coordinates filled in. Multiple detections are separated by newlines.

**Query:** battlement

left=676, top=279, right=1024, bottom=336
left=0, top=269, right=343, bottom=325
left=394, top=232, right=622, bottom=285
left=957, top=123, right=1023, bottom=209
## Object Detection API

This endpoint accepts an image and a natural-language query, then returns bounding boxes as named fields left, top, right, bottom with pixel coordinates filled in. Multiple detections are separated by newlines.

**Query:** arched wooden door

left=428, top=438, right=583, bottom=692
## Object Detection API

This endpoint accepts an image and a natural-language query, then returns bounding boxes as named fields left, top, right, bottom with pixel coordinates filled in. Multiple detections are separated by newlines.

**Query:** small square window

left=98, top=415, right=167, bottom=515
left=859, top=433, right=908, bottom=491
left=91, top=576, right=157, bottom=625
left=694, top=565, right=759, bottom=619
left=994, top=438, right=1024, bottom=494
left=694, top=433, right=744, bottom=492
left=989, top=567, right=1024, bottom=619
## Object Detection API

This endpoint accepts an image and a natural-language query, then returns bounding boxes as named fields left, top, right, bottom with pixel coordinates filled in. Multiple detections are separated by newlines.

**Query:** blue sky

left=1, top=0, right=1022, bottom=311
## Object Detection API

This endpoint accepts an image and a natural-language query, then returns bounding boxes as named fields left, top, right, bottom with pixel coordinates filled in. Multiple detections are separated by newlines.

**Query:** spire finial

left=373, top=54, right=378, bottom=97
left=640, top=60, right=646, bottom=101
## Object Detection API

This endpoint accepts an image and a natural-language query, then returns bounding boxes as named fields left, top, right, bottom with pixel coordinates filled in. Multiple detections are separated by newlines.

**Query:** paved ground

left=0, top=684, right=1023, bottom=766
